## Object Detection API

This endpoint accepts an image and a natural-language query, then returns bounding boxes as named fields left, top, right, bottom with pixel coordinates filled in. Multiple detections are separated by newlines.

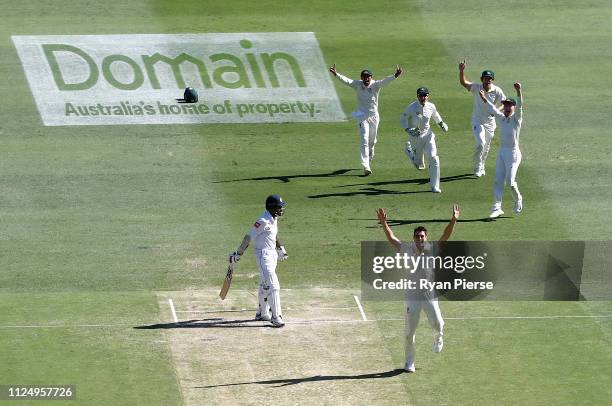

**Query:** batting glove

left=229, top=251, right=241, bottom=264
left=277, top=246, right=288, bottom=261
left=438, top=121, right=449, bottom=132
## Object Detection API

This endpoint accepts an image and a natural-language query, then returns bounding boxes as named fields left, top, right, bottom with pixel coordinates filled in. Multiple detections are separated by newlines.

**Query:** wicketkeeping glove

left=438, top=121, right=449, bottom=132
left=405, top=127, right=420, bottom=137
left=229, top=251, right=241, bottom=264
left=277, top=246, right=288, bottom=261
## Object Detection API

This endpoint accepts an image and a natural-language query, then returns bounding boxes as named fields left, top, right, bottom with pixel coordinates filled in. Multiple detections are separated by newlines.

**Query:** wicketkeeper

left=400, top=87, right=449, bottom=193
left=229, top=195, right=288, bottom=327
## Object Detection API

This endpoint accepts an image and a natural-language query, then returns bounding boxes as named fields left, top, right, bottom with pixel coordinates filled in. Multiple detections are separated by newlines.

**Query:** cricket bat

left=219, top=263, right=234, bottom=300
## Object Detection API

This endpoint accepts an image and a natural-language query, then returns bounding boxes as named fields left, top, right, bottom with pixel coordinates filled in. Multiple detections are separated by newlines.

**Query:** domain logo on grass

left=12, top=33, right=345, bottom=126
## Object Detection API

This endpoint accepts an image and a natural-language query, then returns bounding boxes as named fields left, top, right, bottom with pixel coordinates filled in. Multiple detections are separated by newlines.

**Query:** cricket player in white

left=478, top=82, right=524, bottom=218
left=459, top=60, right=506, bottom=177
left=329, top=64, right=403, bottom=176
left=229, top=195, right=288, bottom=327
left=377, top=204, right=460, bottom=373
left=400, top=87, right=449, bottom=193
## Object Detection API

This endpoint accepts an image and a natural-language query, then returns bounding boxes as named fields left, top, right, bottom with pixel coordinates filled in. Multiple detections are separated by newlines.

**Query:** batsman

left=229, top=195, right=288, bottom=328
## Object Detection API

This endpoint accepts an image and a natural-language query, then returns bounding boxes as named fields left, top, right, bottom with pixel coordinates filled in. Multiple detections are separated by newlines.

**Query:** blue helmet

left=265, top=194, right=286, bottom=217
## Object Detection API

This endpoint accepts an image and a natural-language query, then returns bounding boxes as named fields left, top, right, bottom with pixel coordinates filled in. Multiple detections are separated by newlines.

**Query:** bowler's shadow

left=196, top=368, right=407, bottom=389
left=134, top=318, right=273, bottom=330
left=213, top=168, right=357, bottom=184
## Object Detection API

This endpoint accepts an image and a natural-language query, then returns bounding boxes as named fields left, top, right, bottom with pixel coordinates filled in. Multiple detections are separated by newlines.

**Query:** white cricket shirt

left=400, top=241, right=436, bottom=301
left=469, top=83, right=506, bottom=126
left=248, top=210, right=278, bottom=251
left=400, top=100, right=442, bottom=135
left=485, top=97, right=524, bottom=149
left=334, top=72, right=396, bottom=117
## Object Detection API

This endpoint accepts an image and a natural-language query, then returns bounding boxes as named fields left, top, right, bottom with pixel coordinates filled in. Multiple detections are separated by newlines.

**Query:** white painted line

left=375, top=314, right=612, bottom=322
left=176, top=306, right=356, bottom=314
left=176, top=308, right=250, bottom=314
left=353, top=295, right=368, bottom=321
left=0, top=314, right=610, bottom=329
left=286, top=319, right=364, bottom=325
left=168, top=298, right=179, bottom=323
left=446, top=314, right=612, bottom=320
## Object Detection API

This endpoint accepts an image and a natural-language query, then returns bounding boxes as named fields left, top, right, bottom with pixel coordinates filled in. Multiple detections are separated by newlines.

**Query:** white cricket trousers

left=358, top=114, right=379, bottom=171
left=255, top=249, right=281, bottom=319
left=405, top=298, right=444, bottom=365
left=404, top=130, right=441, bottom=190
left=472, top=120, right=496, bottom=173
left=493, top=147, right=522, bottom=209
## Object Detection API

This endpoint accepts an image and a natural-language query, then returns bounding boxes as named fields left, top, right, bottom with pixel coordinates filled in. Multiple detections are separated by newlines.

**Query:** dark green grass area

left=0, top=292, right=180, bottom=406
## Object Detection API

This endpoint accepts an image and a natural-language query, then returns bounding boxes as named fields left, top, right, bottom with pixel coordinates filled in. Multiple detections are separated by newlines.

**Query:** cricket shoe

left=433, top=335, right=444, bottom=353
left=255, top=312, right=271, bottom=322
left=364, top=168, right=372, bottom=176
left=474, top=169, right=486, bottom=177
left=431, top=187, right=442, bottom=193
left=271, top=316, right=285, bottom=328
left=514, top=200, right=523, bottom=214
left=489, top=208, right=504, bottom=219
left=404, top=361, right=415, bottom=373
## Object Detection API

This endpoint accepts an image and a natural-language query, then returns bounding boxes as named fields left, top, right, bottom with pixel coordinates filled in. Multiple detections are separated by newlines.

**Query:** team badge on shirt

left=254, top=222, right=261, bottom=228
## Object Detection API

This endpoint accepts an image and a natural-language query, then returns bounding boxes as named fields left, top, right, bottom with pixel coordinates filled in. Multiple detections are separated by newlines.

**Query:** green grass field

left=1, top=0, right=611, bottom=405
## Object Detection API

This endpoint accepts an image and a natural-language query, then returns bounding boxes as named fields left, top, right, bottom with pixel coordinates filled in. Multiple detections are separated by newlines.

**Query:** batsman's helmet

left=184, top=87, right=198, bottom=103
left=265, top=194, right=286, bottom=217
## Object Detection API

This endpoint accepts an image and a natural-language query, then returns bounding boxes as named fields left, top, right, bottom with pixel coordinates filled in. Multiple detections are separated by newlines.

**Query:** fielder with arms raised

left=479, top=82, right=524, bottom=218
left=229, top=195, right=288, bottom=328
left=329, top=63, right=403, bottom=176
left=459, top=60, right=506, bottom=177
left=377, top=204, right=460, bottom=372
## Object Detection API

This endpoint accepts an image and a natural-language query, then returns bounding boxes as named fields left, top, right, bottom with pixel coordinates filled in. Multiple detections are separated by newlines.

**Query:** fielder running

left=459, top=60, right=506, bottom=177
left=400, top=87, right=449, bottom=193
left=377, top=204, right=460, bottom=373
left=229, top=195, right=288, bottom=327
left=329, top=64, right=403, bottom=176
left=478, top=82, right=524, bottom=218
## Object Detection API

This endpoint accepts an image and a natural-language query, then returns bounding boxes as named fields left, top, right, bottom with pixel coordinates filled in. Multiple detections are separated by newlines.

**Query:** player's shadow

left=213, top=168, right=357, bottom=183
left=352, top=217, right=493, bottom=228
left=338, top=172, right=474, bottom=188
left=308, top=173, right=474, bottom=199
left=133, top=318, right=274, bottom=329
left=308, top=187, right=431, bottom=199
left=196, top=368, right=407, bottom=389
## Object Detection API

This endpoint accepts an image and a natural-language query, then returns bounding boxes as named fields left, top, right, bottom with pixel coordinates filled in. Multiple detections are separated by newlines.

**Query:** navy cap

left=502, top=97, right=516, bottom=106
left=481, top=70, right=495, bottom=79
left=416, top=87, right=429, bottom=96
left=360, top=69, right=373, bottom=77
